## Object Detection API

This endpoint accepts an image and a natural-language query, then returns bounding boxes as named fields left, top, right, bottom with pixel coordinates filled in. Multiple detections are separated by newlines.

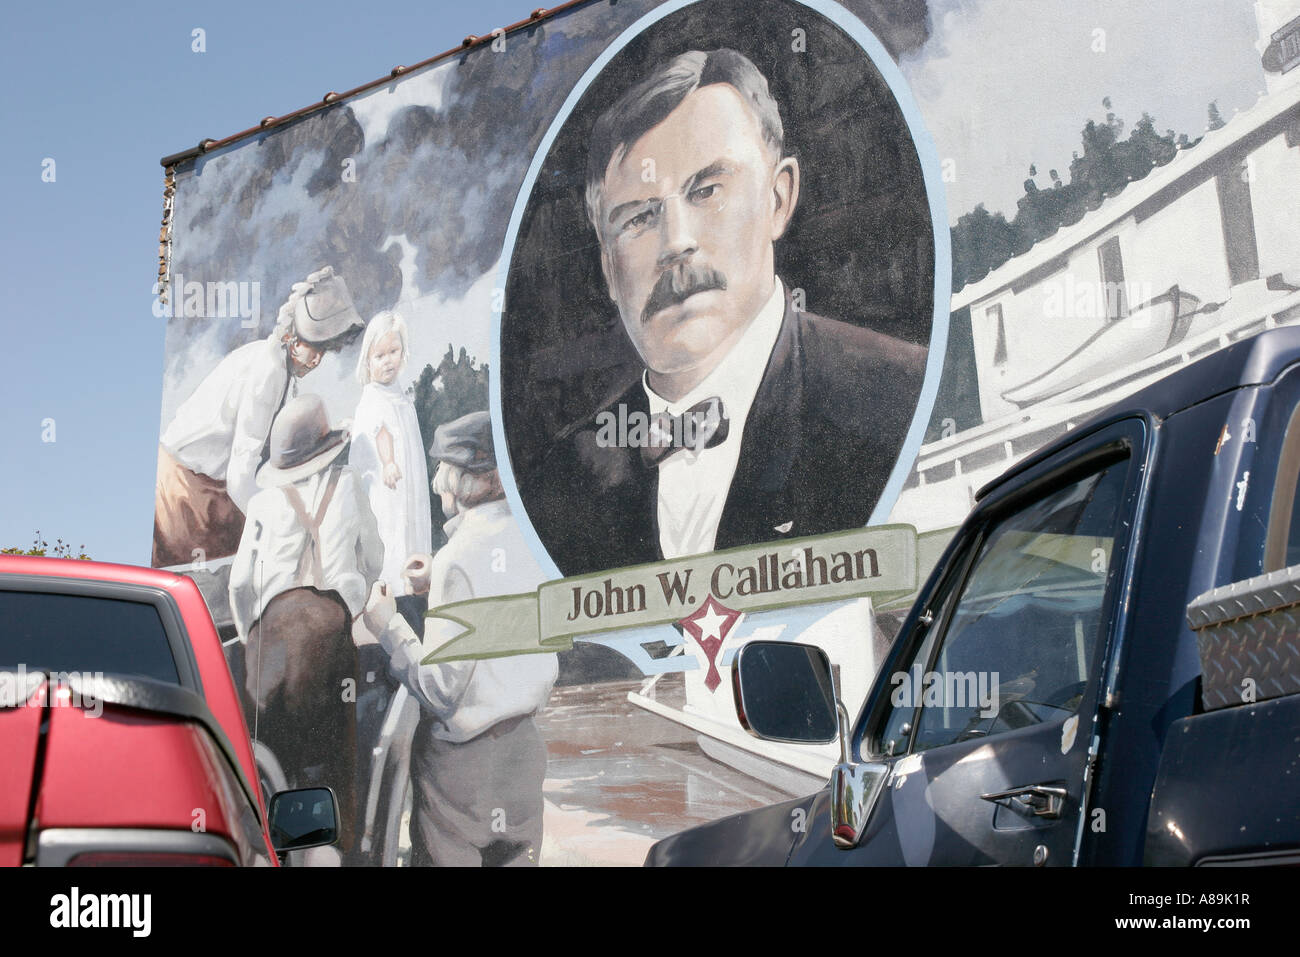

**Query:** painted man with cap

left=153, top=266, right=365, bottom=568
left=523, top=49, right=926, bottom=575
left=363, top=411, right=558, bottom=867
left=229, top=392, right=384, bottom=862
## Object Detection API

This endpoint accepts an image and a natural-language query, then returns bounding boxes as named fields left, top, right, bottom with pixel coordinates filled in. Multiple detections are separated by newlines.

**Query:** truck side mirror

left=268, top=787, right=339, bottom=854
left=733, top=640, right=889, bottom=849
left=733, top=640, right=838, bottom=743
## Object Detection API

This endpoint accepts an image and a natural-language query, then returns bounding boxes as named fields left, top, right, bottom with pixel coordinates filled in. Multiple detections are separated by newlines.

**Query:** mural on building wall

left=153, top=0, right=1300, bottom=865
left=501, top=4, right=940, bottom=579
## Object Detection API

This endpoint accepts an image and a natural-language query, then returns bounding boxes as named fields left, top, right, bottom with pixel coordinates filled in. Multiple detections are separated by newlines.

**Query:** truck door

left=794, top=420, right=1145, bottom=866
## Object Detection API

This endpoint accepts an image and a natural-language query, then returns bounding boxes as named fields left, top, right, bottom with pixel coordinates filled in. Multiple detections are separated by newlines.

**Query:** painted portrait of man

left=504, top=23, right=937, bottom=576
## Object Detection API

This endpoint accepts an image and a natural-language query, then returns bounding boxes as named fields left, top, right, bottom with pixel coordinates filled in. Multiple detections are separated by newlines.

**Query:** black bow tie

left=641, top=397, right=729, bottom=467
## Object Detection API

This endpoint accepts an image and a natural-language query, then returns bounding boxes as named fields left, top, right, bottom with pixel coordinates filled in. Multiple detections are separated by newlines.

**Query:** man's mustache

left=641, top=264, right=727, bottom=323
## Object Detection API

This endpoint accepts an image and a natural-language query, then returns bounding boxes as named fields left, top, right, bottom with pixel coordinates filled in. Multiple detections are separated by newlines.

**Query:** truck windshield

left=0, top=590, right=179, bottom=685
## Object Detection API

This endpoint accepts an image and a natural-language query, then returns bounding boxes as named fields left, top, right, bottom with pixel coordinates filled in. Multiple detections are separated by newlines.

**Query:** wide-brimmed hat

left=289, top=266, right=364, bottom=344
left=429, top=411, right=496, bottom=473
left=256, top=394, right=349, bottom=487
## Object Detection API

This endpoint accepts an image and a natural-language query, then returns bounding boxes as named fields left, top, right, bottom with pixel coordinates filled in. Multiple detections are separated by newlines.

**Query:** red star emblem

left=676, top=594, right=741, bottom=692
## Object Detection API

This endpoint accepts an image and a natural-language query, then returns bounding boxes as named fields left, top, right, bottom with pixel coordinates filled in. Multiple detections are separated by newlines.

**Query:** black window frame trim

left=1263, top=398, right=1300, bottom=571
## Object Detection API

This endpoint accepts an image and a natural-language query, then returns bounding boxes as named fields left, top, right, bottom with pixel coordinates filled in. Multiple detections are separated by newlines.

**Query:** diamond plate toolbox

left=1186, top=565, right=1300, bottom=711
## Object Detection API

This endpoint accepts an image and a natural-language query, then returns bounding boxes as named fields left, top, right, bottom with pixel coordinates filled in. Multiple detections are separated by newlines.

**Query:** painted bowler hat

left=256, top=393, right=350, bottom=487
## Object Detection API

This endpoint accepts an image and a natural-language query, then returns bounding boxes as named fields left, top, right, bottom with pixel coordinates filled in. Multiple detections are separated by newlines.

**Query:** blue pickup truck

left=648, top=326, right=1300, bottom=867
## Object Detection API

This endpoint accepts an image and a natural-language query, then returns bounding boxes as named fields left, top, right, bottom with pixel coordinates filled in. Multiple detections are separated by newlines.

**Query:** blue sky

left=0, top=0, right=1266, bottom=563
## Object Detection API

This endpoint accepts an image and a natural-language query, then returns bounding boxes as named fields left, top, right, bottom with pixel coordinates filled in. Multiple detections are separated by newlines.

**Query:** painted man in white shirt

left=153, top=266, right=365, bottom=568
left=363, top=411, right=558, bottom=866
left=229, top=392, right=384, bottom=860
left=522, top=49, right=926, bottom=575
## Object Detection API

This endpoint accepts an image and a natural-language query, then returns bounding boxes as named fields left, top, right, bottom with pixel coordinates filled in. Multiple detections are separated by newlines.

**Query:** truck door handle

left=980, top=784, right=1068, bottom=819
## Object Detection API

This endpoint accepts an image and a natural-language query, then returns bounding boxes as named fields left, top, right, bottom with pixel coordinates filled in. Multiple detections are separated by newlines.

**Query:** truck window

left=0, top=590, right=179, bottom=685
left=883, top=459, right=1127, bottom=755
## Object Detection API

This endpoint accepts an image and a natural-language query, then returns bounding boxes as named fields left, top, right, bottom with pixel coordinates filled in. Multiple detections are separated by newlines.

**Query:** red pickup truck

left=0, top=555, right=336, bottom=866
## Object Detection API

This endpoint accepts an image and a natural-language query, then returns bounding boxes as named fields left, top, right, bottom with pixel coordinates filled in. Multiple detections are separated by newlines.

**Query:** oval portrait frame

left=492, top=0, right=951, bottom=580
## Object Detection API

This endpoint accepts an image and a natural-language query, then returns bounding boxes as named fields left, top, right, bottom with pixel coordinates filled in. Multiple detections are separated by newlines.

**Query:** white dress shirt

left=160, top=335, right=294, bottom=513
left=378, top=498, right=559, bottom=743
left=228, top=465, right=384, bottom=639
left=643, top=277, right=786, bottom=559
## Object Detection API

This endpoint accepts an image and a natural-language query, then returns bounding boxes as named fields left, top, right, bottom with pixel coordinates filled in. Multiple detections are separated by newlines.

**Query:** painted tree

left=411, top=345, right=491, bottom=547
left=1207, top=100, right=1227, bottom=131
left=952, top=104, right=1197, bottom=292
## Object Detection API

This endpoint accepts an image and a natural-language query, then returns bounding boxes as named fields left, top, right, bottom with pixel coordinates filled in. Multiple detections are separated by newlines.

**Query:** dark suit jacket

left=520, top=291, right=927, bottom=576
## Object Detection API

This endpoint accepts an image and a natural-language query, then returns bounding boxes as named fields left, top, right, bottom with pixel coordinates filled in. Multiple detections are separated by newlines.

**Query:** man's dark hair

left=584, top=48, right=785, bottom=228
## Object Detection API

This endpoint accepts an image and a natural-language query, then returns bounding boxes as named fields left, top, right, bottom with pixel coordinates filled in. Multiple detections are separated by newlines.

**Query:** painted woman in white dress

left=351, top=311, right=432, bottom=595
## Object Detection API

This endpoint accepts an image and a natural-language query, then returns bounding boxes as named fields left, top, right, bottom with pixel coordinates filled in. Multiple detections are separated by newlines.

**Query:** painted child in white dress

left=351, top=311, right=433, bottom=598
